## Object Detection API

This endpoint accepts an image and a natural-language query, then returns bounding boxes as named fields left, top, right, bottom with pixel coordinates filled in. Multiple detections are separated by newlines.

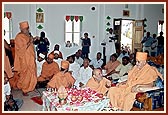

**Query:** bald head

left=93, top=69, right=103, bottom=82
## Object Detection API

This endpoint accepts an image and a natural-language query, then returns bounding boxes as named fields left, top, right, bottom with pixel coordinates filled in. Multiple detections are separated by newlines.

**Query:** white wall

left=4, top=3, right=164, bottom=59
left=144, top=4, right=164, bottom=34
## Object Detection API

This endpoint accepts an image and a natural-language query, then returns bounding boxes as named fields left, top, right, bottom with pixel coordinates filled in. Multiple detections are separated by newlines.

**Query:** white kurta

left=69, top=62, right=80, bottom=87
left=54, top=58, right=62, bottom=69
left=103, top=33, right=116, bottom=62
left=89, top=58, right=104, bottom=69
left=75, top=66, right=93, bottom=87
left=74, top=57, right=83, bottom=67
left=111, top=63, right=133, bottom=81
left=4, top=82, right=11, bottom=102
left=36, top=59, right=46, bottom=77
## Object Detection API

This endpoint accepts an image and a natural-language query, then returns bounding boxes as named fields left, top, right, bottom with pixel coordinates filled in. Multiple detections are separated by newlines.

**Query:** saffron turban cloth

left=61, top=60, right=69, bottom=69
left=48, top=53, right=55, bottom=59
left=136, top=52, right=147, bottom=61
left=19, top=21, right=29, bottom=30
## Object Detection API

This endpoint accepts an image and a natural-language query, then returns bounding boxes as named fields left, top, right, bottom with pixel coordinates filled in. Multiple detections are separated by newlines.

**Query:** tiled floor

left=12, top=88, right=45, bottom=111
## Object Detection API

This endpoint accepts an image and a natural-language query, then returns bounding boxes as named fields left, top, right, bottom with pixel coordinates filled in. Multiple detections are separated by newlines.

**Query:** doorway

left=113, top=18, right=144, bottom=53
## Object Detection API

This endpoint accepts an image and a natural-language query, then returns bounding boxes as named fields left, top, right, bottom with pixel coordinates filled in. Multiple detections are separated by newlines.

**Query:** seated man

left=37, top=53, right=60, bottom=83
left=86, top=68, right=112, bottom=95
left=74, top=51, right=83, bottom=67
left=77, top=58, right=93, bottom=88
left=107, top=52, right=163, bottom=111
left=36, top=53, right=46, bottom=77
left=103, top=53, right=121, bottom=79
left=47, top=60, right=76, bottom=90
left=110, top=56, right=133, bottom=82
left=53, top=50, right=63, bottom=68
left=67, top=55, right=80, bottom=88
left=4, top=71, right=23, bottom=111
left=117, top=49, right=129, bottom=63
left=51, top=44, right=63, bottom=59
left=89, top=52, right=104, bottom=69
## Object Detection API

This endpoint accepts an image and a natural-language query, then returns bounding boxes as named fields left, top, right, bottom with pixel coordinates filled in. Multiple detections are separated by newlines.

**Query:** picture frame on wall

left=123, top=10, right=130, bottom=17
left=36, top=12, right=44, bottom=23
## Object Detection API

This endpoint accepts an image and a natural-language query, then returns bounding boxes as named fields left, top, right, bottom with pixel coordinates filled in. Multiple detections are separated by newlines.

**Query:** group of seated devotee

left=5, top=36, right=164, bottom=111
left=4, top=21, right=164, bottom=111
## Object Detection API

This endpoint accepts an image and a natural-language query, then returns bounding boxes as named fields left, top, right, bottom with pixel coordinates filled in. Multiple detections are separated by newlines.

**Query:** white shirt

left=89, top=58, right=103, bottom=69
left=117, top=53, right=129, bottom=63
left=77, top=66, right=93, bottom=87
left=103, top=33, right=116, bottom=56
left=151, top=39, right=158, bottom=52
left=116, top=63, right=133, bottom=77
left=111, top=63, right=133, bottom=80
left=54, top=58, right=62, bottom=69
left=69, top=62, right=80, bottom=82
left=4, top=82, right=11, bottom=102
left=74, top=57, right=83, bottom=66
left=36, top=59, right=46, bottom=77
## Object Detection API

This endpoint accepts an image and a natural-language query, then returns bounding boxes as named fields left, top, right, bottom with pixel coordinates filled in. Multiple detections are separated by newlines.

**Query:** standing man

left=13, top=21, right=37, bottom=96
left=102, top=28, right=116, bottom=63
left=141, top=32, right=154, bottom=56
left=81, top=33, right=91, bottom=59
left=151, top=33, right=158, bottom=57
left=157, top=31, right=164, bottom=56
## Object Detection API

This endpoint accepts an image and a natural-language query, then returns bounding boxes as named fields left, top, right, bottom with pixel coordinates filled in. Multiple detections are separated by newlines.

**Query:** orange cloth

left=9, top=72, right=19, bottom=89
left=48, top=53, right=54, bottom=59
left=61, top=60, right=69, bottom=69
left=156, top=54, right=164, bottom=65
left=136, top=52, right=147, bottom=61
left=19, top=21, right=29, bottom=30
left=47, top=72, right=75, bottom=90
left=4, top=48, right=13, bottom=78
left=37, top=61, right=59, bottom=82
left=13, top=32, right=37, bottom=93
left=86, top=77, right=111, bottom=95
left=104, top=60, right=120, bottom=74
left=107, top=64, right=163, bottom=111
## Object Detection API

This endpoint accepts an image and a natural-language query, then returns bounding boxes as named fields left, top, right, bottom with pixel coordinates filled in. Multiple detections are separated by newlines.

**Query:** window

left=3, top=12, right=12, bottom=44
left=65, top=16, right=83, bottom=46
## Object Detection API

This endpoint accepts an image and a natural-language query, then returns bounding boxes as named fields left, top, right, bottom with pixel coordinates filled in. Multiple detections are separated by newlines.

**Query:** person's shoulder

left=15, top=32, right=24, bottom=38
left=52, top=61, right=59, bottom=65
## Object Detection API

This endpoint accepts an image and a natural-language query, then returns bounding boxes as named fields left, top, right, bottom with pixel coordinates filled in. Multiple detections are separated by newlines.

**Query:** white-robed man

left=102, top=28, right=116, bottom=63
left=67, top=55, right=80, bottom=88
left=77, top=58, right=93, bottom=88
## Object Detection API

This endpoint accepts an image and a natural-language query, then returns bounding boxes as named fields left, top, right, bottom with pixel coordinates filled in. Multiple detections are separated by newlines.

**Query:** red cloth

left=31, top=96, right=43, bottom=105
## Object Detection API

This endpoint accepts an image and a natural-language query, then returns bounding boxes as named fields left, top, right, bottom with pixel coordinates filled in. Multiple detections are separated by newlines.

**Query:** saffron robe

left=38, top=61, right=59, bottom=81
left=107, top=64, right=163, bottom=111
left=13, top=32, right=37, bottom=93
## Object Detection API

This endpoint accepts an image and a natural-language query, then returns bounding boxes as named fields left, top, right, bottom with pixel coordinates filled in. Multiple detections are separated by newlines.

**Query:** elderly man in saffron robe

left=107, top=52, right=163, bottom=111
left=47, top=60, right=75, bottom=90
left=13, top=21, right=37, bottom=96
left=37, top=53, right=59, bottom=82
left=86, top=68, right=112, bottom=95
